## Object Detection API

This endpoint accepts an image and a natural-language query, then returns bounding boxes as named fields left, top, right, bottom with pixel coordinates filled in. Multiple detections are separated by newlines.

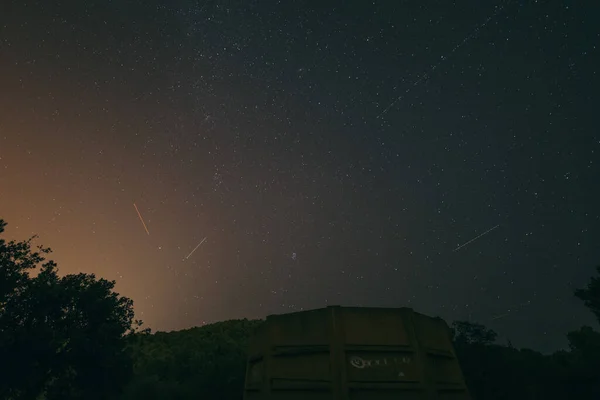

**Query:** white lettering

left=349, top=356, right=411, bottom=369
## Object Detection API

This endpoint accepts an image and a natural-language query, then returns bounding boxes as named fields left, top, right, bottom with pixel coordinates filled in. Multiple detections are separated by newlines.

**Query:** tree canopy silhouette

left=452, top=320, right=498, bottom=346
left=3, top=216, right=600, bottom=399
left=0, top=219, right=137, bottom=400
left=574, top=265, right=600, bottom=325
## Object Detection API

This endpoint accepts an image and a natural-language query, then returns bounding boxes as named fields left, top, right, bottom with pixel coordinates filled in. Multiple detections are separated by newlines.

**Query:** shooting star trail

left=490, top=301, right=532, bottom=321
left=184, top=237, right=207, bottom=260
left=453, top=224, right=500, bottom=252
left=490, top=312, right=510, bottom=321
left=376, top=1, right=509, bottom=119
left=133, top=203, right=150, bottom=235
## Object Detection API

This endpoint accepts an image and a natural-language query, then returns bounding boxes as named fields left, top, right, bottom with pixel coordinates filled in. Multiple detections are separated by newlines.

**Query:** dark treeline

left=1, top=218, right=599, bottom=399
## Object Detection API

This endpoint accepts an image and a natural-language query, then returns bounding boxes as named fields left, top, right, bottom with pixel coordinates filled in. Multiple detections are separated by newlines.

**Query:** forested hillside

left=2, top=218, right=599, bottom=399
left=119, top=305, right=600, bottom=399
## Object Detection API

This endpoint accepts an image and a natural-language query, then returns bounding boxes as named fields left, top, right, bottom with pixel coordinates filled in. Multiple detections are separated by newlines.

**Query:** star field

left=1, top=0, right=599, bottom=353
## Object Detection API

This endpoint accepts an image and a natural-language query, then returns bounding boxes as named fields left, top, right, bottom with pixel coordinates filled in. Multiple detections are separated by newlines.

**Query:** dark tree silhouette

left=0, top=219, right=137, bottom=400
left=4, top=216, right=600, bottom=399
left=564, top=266, right=600, bottom=398
left=451, top=320, right=498, bottom=346
left=574, top=265, right=600, bottom=324
left=120, top=319, right=262, bottom=400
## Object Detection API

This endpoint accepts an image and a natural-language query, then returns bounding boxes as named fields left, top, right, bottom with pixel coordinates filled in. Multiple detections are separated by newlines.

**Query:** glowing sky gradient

left=1, top=0, right=599, bottom=353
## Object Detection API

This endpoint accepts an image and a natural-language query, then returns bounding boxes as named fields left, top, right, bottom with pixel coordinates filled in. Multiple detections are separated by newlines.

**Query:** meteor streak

left=133, top=202, right=150, bottom=235
left=376, top=2, right=509, bottom=119
left=184, top=237, right=207, bottom=260
left=490, top=312, right=510, bottom=321
left=453, top=224, right=499, bottom=252
left=490, top=301, right=532, bottom=321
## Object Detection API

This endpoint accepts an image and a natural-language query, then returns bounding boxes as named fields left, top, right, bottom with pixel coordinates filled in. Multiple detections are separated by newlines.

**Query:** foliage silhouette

left=120, top=319, right=262, bottom=400
left=574, top=265, right=600, bottom=324
left=0, top=219, right=136, bottom=400
left=3, top=218, right=600, bottom=399
left=119, top=265, right=600, bottom=399
left=452, top=320, right=498, bottom=345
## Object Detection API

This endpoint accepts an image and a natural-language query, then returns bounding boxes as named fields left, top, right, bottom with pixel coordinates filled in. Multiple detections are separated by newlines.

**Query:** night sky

left=1, top=0, right=599, bottom=353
